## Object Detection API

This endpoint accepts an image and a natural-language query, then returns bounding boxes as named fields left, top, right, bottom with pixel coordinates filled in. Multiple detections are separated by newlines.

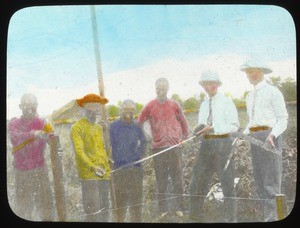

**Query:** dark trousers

left=152, top=147, right=185, bottom=214
left=113, top=166, right=143, bottom=222
left=81, top=180, right=110, bottom=222
left=14, top=165, right=55, bottom=221
left=189, top=137, right=237, bottom=222
left=250, top=130, right=282, bottom=222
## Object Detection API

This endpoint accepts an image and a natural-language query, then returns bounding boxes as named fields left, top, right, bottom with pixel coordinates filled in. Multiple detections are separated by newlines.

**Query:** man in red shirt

left=138, top=78, right=189, bottom=220
left=7, top=93, right=55, bottom=221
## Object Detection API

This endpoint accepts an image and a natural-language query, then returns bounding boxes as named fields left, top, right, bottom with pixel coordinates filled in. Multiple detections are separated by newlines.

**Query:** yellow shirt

left=71, top=118, right=110, bottom=180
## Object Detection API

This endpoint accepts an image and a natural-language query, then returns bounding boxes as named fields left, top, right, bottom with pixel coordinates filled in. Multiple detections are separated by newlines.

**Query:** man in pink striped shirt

left=138, top=78, right=189, bottom=220
left=7, top=94, right=55, bottom=221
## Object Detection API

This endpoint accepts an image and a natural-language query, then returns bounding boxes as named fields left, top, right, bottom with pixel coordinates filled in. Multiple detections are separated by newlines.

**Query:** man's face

left=156, top=83, right=169, bottom=100
left=202, top=81, right=219, bottom=97
left=245, top=68, right=264, bottom=85
left=121, top=106, right=136, bottom=124
left=83, top=103, right=101, bottom=123
left=20, top=103, right=37, bottom=120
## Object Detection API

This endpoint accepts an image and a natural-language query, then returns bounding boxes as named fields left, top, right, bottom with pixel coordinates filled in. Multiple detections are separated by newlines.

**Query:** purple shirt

left=8, top=116, right=48, bottom=170
left=110, top=119, right=146, bottom=169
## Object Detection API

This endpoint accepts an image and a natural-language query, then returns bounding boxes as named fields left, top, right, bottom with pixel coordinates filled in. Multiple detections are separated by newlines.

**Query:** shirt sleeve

left=243, top=94, right=251, bottom=135
left=175, top=102, right=189, bottom=139
left=109, top=123, right=116, bottom=151
left=198, top=101, right=208, bottom=126
left=270, top=88, right=288, bottom=138
left=71, top=124, right=95, bottom=169
left=8, top=118, right=33, bottom=146
left=97, top=125, right=110, bottom=168
left=137, top=103, right=150, bottom=125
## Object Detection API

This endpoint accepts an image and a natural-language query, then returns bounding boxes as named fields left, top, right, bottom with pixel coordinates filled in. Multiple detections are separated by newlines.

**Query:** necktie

left=207, top=97, right=213, bottom=125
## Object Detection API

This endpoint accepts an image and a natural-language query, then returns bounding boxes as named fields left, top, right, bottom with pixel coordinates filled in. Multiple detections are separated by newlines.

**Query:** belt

left=203, top=133, right=230, bottom=140
left=249, top=126, right=270, bottom=132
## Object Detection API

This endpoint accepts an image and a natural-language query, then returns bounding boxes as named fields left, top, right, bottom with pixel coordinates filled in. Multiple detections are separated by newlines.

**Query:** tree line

left=107, top=76, right=296, bottom=119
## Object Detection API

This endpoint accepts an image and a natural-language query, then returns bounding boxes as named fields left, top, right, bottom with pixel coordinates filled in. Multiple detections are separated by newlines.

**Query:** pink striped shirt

left=8, top=116, right=48, bottom=170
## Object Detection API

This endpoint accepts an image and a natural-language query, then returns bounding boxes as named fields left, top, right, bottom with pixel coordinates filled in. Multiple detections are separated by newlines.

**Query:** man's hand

left=193, top=124, right=205, bottom=135
left=236, top=138, right=247, bottom=147
left=202, top=125, right=213, bottom=133
left=32, top=130, right=47, bottom=140
left=193, top=124, right=213, bottom=136
left=93, top=166, right=106, bottom=177
left=266, top=133, right=275, bottom=148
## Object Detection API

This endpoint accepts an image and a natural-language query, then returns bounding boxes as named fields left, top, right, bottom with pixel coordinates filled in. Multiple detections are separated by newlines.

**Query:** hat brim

left=240, top=66, right=272, bottom=74
left=199, top=80, right=222, bottom=86
left=76, top=97, right=109, bottom=107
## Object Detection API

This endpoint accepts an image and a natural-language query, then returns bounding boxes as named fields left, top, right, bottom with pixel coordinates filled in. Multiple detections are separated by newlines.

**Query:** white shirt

left=244, top=79, right=288, bottom=138
left=198, top=92, right=239, bottom=134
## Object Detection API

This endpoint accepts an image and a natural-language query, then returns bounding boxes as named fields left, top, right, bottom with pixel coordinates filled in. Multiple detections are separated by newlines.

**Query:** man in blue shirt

left=189, top=71, right=239, bottom=223
left=109, top=99, right=146, bottom=222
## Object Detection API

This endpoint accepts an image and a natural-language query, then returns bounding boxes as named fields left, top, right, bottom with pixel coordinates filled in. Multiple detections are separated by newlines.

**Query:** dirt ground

left=6, top=103, right=297, bottom=223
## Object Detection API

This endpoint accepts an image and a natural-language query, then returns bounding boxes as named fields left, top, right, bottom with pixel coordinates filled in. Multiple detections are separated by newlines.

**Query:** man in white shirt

left=189, top=71, right=239, bottom=222
left=240, top=59, right=288, bottom=222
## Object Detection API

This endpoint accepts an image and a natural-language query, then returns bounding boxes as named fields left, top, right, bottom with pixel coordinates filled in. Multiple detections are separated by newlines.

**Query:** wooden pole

left=90, top=5, right=117, bottom=222
left=276, top=194, right=288, bottom=220
left=49, top=135, right=67, bottom=221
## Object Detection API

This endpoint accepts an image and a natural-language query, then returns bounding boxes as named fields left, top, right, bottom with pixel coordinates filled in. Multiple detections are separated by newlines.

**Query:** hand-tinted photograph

left=6, top=4, right=297, bottom=223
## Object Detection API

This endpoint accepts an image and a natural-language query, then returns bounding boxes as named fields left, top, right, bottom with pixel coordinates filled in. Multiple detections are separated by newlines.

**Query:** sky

left=6, top=4, right=297, bottom=119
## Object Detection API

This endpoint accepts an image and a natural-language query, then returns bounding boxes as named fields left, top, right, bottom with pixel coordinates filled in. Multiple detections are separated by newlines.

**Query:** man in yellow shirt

left=71, top=93, right=111, bottom=222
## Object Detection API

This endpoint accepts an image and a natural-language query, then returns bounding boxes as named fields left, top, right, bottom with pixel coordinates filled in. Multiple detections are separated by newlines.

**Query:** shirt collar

left=254, top=79, right=267, bottom=91
left=208, top=92, right=220, bottom=100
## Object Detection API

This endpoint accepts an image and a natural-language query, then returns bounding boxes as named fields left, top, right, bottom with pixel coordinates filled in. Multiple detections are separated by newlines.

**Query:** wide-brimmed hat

left=76, top=94, right=109, bottom=107
left=199, top=71, right=222, bottom=86
left=240, top=59, right=272, bottom=74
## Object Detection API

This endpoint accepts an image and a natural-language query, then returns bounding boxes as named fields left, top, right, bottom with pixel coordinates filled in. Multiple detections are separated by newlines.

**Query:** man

left=7, top=93, right=55, bottom=221
left=138, top=77, right=189, bottom=220
left=240, top=59, right=288, bottom=222
left=71, top=93, right=111, bottom=222
left=189, top=71, right=239, bottom=222
left=109, top=99, right=146, bottom=222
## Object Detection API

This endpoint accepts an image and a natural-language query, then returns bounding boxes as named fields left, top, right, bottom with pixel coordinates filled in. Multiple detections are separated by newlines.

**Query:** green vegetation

left=106, top=76, right=296, bottom=119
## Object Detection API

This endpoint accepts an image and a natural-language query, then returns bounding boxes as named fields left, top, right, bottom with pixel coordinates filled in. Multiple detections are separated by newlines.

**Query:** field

left=6, top=103, right=297, bottom=223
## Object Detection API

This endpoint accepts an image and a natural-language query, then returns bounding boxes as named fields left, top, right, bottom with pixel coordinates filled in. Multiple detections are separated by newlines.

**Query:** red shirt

left=138, top=98, right=189, bottom=148
left=8, top=116, right=48, bottom=170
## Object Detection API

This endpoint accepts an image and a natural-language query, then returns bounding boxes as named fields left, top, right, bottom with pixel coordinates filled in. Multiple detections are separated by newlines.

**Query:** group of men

left=7, top=59, right=288, bottom=223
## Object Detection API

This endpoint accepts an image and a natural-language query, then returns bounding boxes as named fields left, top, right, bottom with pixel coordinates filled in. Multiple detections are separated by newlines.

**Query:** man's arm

left=175, top=103, right=189, bottom=139
left=270, top=88, right=288, bottom=138
left=8, top=118, right=34, bottom=145
left=266, top=88, right=288, bottom=147
left=71, top=125, right=95, bottom=170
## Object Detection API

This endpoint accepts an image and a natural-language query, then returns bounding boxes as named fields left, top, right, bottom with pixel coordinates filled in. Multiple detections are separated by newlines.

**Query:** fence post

left=50, top=135, right=67, bottom=221
left=276, top=194, right=287, bottom=220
